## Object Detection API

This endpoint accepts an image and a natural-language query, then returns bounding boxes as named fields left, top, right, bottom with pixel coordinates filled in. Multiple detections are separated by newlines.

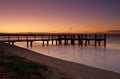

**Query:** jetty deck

left=0, top=33, right=106, bottom=47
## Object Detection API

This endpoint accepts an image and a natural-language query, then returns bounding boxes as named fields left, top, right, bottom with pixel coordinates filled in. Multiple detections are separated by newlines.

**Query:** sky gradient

left=0, top=0, right=120, bottom=33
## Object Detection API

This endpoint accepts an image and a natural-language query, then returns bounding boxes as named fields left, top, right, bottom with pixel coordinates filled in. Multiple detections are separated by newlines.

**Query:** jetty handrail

left=0, top=33, right=106, bottom=47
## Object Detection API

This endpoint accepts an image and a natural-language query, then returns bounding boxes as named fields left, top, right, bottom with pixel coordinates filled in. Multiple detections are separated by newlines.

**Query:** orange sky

left=0, top=0, right=120, bottom=33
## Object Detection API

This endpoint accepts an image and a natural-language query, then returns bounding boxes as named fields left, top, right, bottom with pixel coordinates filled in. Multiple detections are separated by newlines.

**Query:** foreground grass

left=0, top=52, right=48, bottom=79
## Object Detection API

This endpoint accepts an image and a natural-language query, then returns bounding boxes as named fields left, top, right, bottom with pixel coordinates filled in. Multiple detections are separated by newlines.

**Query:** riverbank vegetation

left=0, top=51, right=76, bottom=79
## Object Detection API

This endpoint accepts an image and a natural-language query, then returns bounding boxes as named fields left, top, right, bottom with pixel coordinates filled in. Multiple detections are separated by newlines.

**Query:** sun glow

left=0, top=0, right=120, bottom=33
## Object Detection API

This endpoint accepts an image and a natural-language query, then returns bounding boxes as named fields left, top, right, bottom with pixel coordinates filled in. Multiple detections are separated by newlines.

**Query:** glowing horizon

left=0, top=0, right=120, bottom=33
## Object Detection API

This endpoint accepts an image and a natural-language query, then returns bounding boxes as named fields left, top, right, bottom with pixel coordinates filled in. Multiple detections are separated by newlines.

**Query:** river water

left=15, top=36, right=120, bottom=73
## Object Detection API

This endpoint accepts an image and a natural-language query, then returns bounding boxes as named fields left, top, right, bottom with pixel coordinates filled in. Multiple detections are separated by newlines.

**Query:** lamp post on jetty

left=0, top=33, right=106, bottom=48
left=69, top=27, right=72, bottom=34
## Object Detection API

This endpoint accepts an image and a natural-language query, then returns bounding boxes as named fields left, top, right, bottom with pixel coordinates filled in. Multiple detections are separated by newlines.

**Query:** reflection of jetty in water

left=0, top=33, right=106, bottom=47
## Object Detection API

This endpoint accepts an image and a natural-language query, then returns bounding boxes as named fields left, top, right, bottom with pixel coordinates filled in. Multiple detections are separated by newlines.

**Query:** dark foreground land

left=0, top=43, right=120, bottom=79
left=0, top=51, right=76, bottom=79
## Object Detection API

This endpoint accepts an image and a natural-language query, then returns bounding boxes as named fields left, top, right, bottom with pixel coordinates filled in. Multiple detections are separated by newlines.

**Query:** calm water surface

left=15, top=36, right=120, bottom=73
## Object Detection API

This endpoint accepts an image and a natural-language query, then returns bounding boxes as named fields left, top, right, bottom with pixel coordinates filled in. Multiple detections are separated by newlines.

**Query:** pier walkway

left=0, top=33, right=106, bottom=47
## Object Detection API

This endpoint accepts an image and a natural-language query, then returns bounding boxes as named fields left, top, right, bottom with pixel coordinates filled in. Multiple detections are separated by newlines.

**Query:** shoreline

left=0, top=43, right=120, bottom=79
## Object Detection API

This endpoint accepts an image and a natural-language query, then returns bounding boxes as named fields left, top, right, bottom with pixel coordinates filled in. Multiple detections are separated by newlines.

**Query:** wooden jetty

left=0, top=33, right=106, bottom=47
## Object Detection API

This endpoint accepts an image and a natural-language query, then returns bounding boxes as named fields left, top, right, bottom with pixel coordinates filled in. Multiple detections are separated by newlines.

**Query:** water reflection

left=15, top=42, right=120, bottom=73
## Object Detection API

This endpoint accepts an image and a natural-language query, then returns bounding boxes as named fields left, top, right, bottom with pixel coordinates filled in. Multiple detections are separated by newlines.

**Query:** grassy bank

left=0, top=51, right=77, bottom=79
left=0, top=52, right=49, bottom=79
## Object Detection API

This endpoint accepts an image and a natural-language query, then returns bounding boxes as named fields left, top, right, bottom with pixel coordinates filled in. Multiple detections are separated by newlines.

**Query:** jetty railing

left=0, top=33, right=106, bottom=47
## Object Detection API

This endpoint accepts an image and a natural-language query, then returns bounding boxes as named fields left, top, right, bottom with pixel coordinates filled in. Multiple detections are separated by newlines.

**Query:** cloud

left=107, top=30, right=120, bottom=33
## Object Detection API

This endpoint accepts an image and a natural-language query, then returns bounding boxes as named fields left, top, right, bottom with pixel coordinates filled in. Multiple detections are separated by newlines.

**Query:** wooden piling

left=85, top=34, right=87, bottom=46
left=64, top=35, right=67, bottom=45
left=8, top=42, right=10, bottom=45
left=34, top=35, right=36, bottom=40
left=47, top=40, right=49, bottom=45
left=27, top=41, right=29, bottom=47
left=0, top=33, right=106, bottom=48
left=42, top=35, right=43, bottom=40
left=52, top=35, right=53, bottom=45
left=88, top=40, right=90, bottom=45
left=26, top=36, right=28, bottom=40
left=30, top=41, right=33, bottom=47
left=12, top=41, right=14, bottom=45
left=42, top=41, right=44, bottom=46
left=70, top=34, right=74, bottom=45
left=95, top=34, right=97, bottom=47
left=58, top=35, right=62, bottom=45
left=8, top=35, right=10, bottom=41
left=98, top=40, right=101, bottom=46
left=78, top=34, right=80, bottom=46
left=104, top=34, right=106, bottom=47
left=56, top=40, right=58, bottom=45
left=18, top=35, right=19, bottom=40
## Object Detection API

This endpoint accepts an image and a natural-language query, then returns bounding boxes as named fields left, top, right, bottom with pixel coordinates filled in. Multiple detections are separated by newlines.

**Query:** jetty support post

left=98, top=35, right=101, bottom=46
left=47, top=40, right=49, bottom=45
left=104, top=34, right=106, bottom=48
left=81, top=34, right=83, bottom=47
left=71, top=34, right=75, bottom=45
left=27, top=41, right=29, bottom=48
left=88, top=40, right=90, bottom=45
left=26, top=36, right=28, bottom=40
left=52, top=34, right=53, bottom=45
left=55, top=40, right=57, bottom=45
left=42, top=41, right=45, bottom=46
left=8, top=35, right=10, bottom=41
left=8, top=42, right=11, bottom=45
left=42, top=35, right=43, bottom=40
left=64, top=34, right=67, bottom=45
left=30, top=41, right=33, bottom=47
left=18, top=34, right=19, bottom=40
left=88, top=35, right=90, bottom=45
left=11, top=41, right=15, bottom=45
left=78, top=34, right=80, bottom=46
left=34, top=35, right=36, bottom=40
left=94, top=34, right=97, bottom=47
left=85, top=34, right=87, bottom=46
left=58, top=34, right=62, bottom=45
